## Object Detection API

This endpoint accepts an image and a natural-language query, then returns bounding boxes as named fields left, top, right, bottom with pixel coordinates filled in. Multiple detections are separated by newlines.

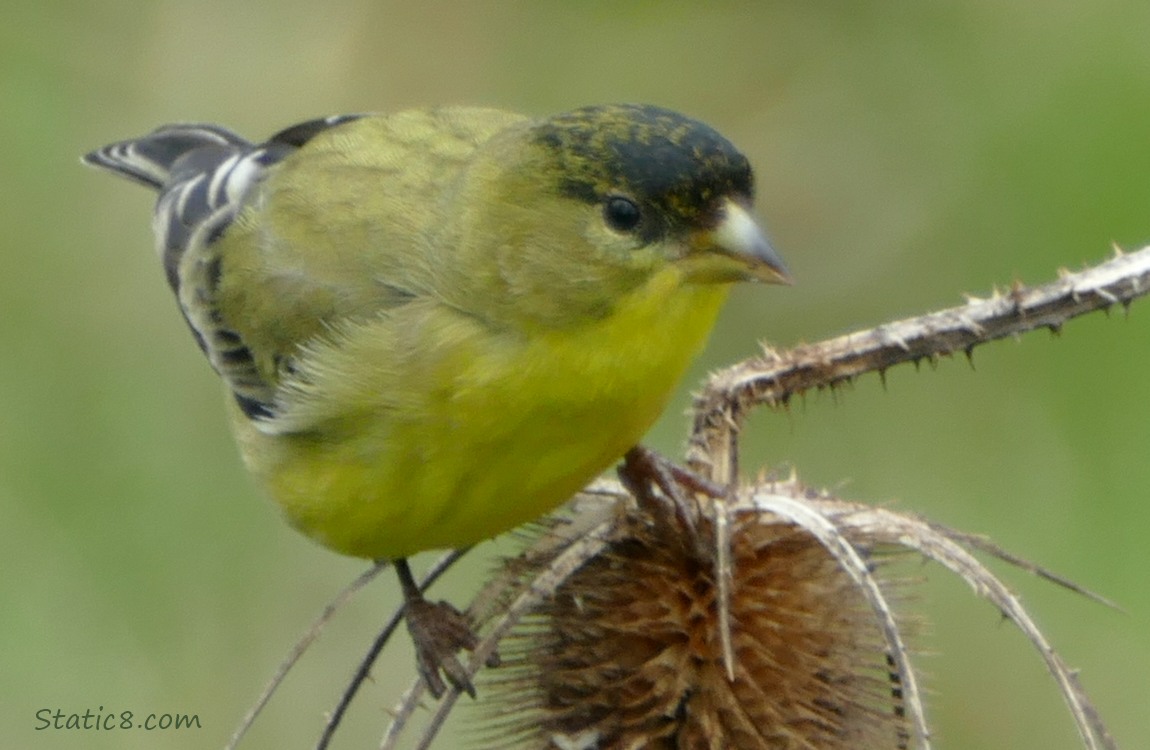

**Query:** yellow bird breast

left=231, top=265, right=729, bottom=560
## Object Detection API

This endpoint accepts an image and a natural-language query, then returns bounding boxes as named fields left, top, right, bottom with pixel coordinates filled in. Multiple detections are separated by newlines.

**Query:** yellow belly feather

left=231, top=266, right=728, bottom=559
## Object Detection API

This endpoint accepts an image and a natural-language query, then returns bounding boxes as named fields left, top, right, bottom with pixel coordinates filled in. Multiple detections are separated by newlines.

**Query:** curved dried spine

left=840, top=505, right=1118, bottom=750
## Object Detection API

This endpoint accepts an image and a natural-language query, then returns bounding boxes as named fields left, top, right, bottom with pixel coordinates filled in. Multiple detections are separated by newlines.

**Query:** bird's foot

left=619, top=445, right=728, bottom=539
left=393, top=557, right=498, bottom=699
left=404, top=595, right=480, bottom=698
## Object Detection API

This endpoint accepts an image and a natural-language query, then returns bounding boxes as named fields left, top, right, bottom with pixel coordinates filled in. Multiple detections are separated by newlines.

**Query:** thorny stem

left=689, top=245, right=1150, bottom=480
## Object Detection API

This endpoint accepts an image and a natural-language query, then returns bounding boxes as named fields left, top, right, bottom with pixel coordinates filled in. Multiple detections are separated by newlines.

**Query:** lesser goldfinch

left=84, top=104, right=789, bottom=695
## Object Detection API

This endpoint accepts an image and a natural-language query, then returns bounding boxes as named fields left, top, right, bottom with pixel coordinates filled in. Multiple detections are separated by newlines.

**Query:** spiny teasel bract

left=483, top=488, right=915, bottom=750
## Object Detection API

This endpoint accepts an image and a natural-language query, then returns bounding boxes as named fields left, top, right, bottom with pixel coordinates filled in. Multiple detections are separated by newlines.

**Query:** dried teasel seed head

left=484, top=493, right=914, bottom=750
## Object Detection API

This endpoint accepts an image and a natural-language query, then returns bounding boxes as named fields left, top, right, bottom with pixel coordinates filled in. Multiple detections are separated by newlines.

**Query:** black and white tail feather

left=83, top=115, right=363, bottom=421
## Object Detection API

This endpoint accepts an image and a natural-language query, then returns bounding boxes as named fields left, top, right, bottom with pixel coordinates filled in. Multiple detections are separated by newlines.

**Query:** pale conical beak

left=693, top=199, right=792, bottom=285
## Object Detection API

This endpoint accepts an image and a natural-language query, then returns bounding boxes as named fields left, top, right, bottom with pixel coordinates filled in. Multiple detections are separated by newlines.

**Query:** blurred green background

left=3, top=2, right=1148, bottom=748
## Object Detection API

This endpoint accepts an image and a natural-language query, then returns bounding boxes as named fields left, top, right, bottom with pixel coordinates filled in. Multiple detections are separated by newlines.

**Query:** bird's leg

left=394, top=558, right=479, bottom=698
left=619, top=445, right=729, bottom=539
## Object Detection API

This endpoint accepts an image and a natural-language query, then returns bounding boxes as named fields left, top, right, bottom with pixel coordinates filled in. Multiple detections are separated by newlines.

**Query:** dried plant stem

left=313, top=550, right=468, bottom=750
left=224, top=561, right=387, bottom=750
left=689, top=245, right=1150, bottom=479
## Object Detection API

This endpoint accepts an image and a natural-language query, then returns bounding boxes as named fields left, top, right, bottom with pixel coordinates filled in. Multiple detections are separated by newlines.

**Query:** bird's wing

left=84, top=115, right=365, bottom=419
left=87, top=109, right=528, bottom=429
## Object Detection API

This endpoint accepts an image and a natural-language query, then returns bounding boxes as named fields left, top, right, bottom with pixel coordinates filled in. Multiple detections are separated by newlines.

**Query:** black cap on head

left=533, top=104, right=754, bottom=235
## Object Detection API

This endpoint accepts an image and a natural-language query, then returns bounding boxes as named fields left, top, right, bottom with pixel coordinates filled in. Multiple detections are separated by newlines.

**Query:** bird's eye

left=603, top=196, right=642, bottom=233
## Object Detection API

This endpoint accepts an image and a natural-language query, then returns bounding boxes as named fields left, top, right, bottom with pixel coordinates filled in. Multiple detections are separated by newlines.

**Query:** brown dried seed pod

left=486, top=505, right=912, bottom=750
